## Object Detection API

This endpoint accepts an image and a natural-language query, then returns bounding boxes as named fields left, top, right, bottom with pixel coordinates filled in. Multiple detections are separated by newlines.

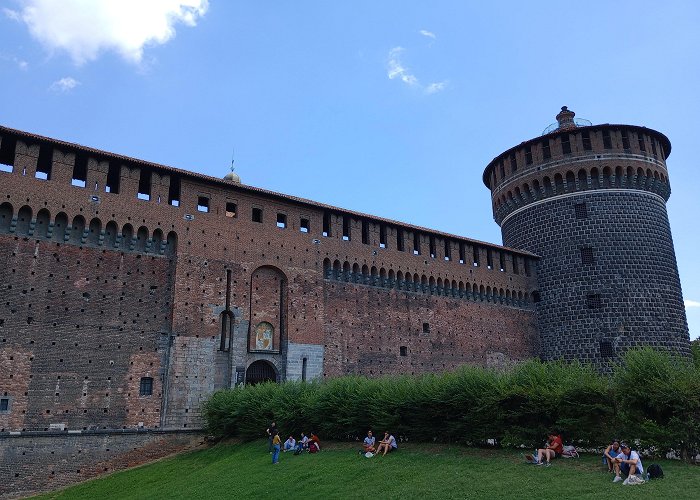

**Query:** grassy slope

left=36, top=441, right=700, bottom=500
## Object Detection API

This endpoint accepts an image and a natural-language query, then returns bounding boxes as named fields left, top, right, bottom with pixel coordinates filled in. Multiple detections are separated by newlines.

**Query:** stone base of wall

left=0, top=429, right=205, bottom=499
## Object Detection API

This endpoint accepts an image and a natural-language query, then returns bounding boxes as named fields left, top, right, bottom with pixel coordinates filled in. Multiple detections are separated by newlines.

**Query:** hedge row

left=202, top=347, right=700, bottom=460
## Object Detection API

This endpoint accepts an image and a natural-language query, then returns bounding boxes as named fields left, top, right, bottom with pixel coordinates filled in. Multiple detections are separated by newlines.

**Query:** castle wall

left=0, top=126, right=539, bottom=433
left=0, top=430, right=203, bottom=499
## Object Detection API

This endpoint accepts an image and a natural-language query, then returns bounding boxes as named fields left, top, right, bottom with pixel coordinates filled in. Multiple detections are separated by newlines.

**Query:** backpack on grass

left=561, top=445, right=579, bottom=458
left=647, top=463, right=664, bottom=479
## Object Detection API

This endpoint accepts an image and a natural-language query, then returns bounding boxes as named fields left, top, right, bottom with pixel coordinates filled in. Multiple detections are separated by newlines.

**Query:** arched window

left=104, top=221, right=118, bottom=248
left=166, top=231, right=177, bottom=255
left=16, top=205, right=32, bottom=235
left=565, top=171, right=575, bottom=192
left=53, top=212, right=68, bottom=242
left=219, top=311, right=233, bottom=351
left=135, top=226, right=148, bottom=251
left=70, top=215, right=85, bottom=244
left=87, top=218, right=101, bottom=246
left=35, top=209, right=51, bottom=239
left=0, top=202, right=12, bottom=233
left=151, top=228, right=163, bottom=254
left=590, top=168, right=600, bottom=189
left=121, top=224, right=134, bottom=251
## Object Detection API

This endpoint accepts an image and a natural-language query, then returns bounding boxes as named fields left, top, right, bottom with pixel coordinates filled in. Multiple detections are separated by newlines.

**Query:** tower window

left=277, top=213, right=287, bottom=229
left=621, top=130, right=630, bottom=150
left=581, top=247, right=594, bottom=264
left=600, top=341, right=615, bottom=359
left=413, top=233, right=421, bottom=255
left=586, top=294, right=602, bottom=309
left=525, top=146, right=533, bottom=165
left=302, top=357, right=308, bottom=382
left=473, top=246, right=480, bottom=267
left=561, top=135, right=571, bottom=155
left=362, top=220, right=370, bottom=244
left=444, top=240, right=451, bottom=261
left=36, top=144, right=52, bottom=180
left=637, top=133, right=646, bottom=152
left=422, top=322, right=430, bottom=334
left=139, top=377, right=153, bottom=396
left=0, top=398, right=9, bottom=412
left=486, top=248, right=493, bottom=270
left=342, top=216, right=351, bottom=240
left=459, top=243, right=466, bottom=264
left=512, top=255, right=519, bottom=274
left=397, top=228, right=405, bottom=251
left=322, top=212, right=331, bottom=237
left=379, top=225, right=387, bottom=248
left=510, top=153, right=517, bottom=173
left=499, top=163, right=505, bottom=179
left=137, top=169, right=152, bottom=201
left=574, top=203, right=588, bottom=219
left=252, top=207, right=263, bottom=223
left=581, top=131, right=592, bottom=151
left=225, top=202, right=237, bottom=218
left=651, top=139, right=657, bottom=156
left=71, top=153, right=88, bottom=187
left=400, top=346, right=407, bottom=357
left=197, top=196, right=210, bottom=213
left=602, top=130, right=612, bottom=149
left=429, top=236, right=436, bottom=258
left=300, top=218, right=310, bottom=233
left=542, top=140, right=551, bottom=160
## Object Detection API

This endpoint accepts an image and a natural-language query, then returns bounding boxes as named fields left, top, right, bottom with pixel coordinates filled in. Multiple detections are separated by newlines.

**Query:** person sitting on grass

left=534, top=432, right=563, bottom=467
left=376, top=431, right=397, bottom=456
left=295, top=432, right=309, bottom=453
left=283, top=435, right=296, bottom=452
left=308, top=432, right=321, bottom=453
left=363, top=430, right=376, bottom=454
left=612, top=443, right=645, bottom=484
left=603, top=439, right=621, bottom=472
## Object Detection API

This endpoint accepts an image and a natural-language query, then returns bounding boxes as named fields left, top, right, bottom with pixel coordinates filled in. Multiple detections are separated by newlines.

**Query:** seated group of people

left=362, top=430, right=397, bottom=456
left=527, top=433, right=646, bottom=485
left=283, top=432, right=321, bottom=454
left=603, top=439, right=645, bottom=484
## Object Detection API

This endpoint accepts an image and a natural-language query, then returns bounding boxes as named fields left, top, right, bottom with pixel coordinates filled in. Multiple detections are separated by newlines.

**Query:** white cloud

left=17, top=59, right=28, bottom=70
left=419, top=29, right=436, bottom=40
left=3, top=7, right=21, bottom=21
left=686, top=299, right=700, bottom=308
left=387, top=46, right=419, bottom=87
left=14, top=0, right=208, bottom=65
left=425, top=81, right=447, bottom=94
left=50, top=76, right=80, bottom=92
left=387, top=47, right=447, bottom=95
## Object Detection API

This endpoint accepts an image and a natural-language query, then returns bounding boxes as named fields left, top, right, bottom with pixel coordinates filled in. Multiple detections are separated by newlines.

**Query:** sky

left=0, top=0, right=698, bottom=340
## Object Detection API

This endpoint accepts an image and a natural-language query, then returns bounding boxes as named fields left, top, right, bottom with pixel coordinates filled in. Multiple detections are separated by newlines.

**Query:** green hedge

left=202, top=348, right=699, bottom=460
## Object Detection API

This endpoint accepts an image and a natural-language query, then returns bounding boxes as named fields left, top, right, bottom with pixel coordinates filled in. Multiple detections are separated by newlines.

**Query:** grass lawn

left=35, top=440, right=700, bottom=499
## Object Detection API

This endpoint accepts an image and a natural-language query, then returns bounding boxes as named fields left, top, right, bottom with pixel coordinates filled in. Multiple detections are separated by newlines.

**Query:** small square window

left=581, top=247, right=594, bottom=265
left=400, top=346, right=407, bottom=357
left=277, top=213, right=287, bottom=229
left=600, top=341, right=615, bottom=359
left=586, top=293, right=602, bottom=309
left=532, top=291, right=541, bottom=303
left=422, top=322, right=430, bottom=334
left=0, top=398, right=9, bottom=412
left=574, top=203, right=588, bottom=219
left=225, top=202, right=237, bottom=218
left=252, top=207, right=263, bottom=223
left=197, top=196, right=209, bottom=213
left=300, top=218, right=310, bottom=233
left=139, top=377, right=153, bottom=396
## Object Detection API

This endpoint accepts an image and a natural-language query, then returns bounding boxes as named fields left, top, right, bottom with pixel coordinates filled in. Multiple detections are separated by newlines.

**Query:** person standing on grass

left=363, top=430, right=376, bottom=453
left=376, top=431, right=397, bottom=456
left=535, top=432, right=563, bottom=467
left=272, top=430, right=281, bottom=464
left=612, top=443, right=645, bottom=484
left=266, top=421, right=277, bottom=453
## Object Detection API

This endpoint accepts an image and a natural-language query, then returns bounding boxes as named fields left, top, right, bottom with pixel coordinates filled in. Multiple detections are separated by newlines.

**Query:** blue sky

left=1, top=1, right=698, bottom=339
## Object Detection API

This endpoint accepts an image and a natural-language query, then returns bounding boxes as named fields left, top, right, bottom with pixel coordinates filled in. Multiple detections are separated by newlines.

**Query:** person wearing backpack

left=612, top=442, right=645, bottom=485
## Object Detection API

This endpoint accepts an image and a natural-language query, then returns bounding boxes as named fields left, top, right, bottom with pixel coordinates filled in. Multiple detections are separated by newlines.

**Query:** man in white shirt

left=613, top=443, right=645, bottom=484
left=283, top=435, right=296, bottom=452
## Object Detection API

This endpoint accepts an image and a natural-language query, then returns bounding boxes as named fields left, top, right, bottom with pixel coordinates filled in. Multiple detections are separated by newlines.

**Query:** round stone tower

left=483, top=107, right=690, bottom=365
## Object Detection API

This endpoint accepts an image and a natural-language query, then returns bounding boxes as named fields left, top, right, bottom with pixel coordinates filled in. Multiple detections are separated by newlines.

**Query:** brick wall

left=0, top=430, right=204, bottom=499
